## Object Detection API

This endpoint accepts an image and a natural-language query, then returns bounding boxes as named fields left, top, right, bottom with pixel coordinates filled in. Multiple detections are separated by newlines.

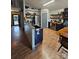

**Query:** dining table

left=58, top=27, right=68, bottom=38
left=57, top=27, right=68, bottom=52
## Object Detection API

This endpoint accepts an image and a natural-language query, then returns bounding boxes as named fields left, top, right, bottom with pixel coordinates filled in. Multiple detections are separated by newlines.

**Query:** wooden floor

left=11, top=26, right=68, bottom=59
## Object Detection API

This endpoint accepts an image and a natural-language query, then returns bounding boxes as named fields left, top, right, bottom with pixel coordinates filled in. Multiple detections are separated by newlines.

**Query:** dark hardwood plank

left=11, top=26, right=68, bottom=59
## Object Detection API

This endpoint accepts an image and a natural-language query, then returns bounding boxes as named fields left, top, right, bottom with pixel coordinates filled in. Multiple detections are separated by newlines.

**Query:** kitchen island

left=24, top=23, right=43, bottom=50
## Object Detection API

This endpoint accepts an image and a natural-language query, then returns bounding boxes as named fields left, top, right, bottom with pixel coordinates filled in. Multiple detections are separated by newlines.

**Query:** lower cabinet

left=32, top=25, right=43, bottom=50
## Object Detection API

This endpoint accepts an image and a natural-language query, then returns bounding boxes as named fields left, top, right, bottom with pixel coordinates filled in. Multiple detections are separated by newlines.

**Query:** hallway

left=11, top=26, right=32, bottom=59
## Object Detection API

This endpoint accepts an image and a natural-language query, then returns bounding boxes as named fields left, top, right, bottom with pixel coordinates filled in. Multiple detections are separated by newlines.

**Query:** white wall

left=49, top=8, right=64, bottom=14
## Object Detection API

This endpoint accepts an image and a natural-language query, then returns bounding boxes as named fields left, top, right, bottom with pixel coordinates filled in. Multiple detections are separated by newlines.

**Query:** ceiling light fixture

left=43, top=0, right=55, bottom=6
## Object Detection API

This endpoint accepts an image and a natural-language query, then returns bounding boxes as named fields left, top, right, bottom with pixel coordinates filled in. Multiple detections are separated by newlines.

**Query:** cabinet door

left=35, top=29, right=41, bottom=45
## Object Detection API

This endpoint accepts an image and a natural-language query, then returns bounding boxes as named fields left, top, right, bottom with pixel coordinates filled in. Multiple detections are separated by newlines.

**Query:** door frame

left=11, top=11, right=21, bottom=26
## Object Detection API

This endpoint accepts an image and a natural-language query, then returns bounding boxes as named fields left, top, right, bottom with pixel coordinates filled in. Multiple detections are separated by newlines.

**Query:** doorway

left=11, top=12, right=20, bottom=26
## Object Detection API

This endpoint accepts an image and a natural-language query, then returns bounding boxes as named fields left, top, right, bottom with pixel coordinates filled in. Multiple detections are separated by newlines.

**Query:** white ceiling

left=25, top=0, right=68, bottom=11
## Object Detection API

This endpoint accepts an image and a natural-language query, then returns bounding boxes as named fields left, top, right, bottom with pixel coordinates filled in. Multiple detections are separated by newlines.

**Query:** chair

left=58, top=35, right=68, bottom=52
